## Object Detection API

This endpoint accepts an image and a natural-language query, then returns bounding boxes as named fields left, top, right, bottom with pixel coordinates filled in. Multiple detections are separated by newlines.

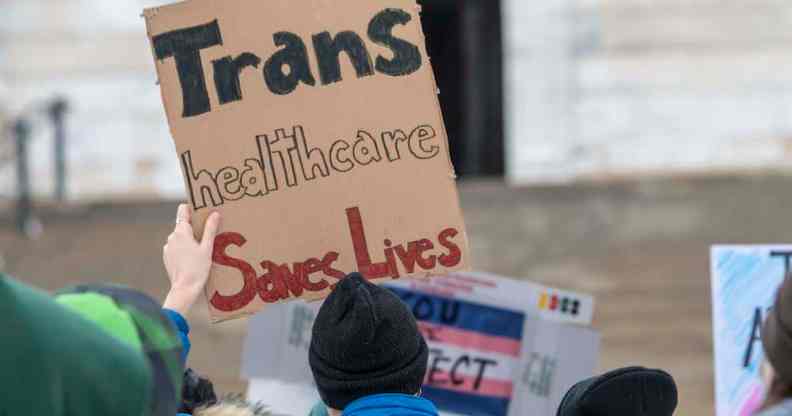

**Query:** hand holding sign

left=163, top=204, right=221, bottom=316
left=145, top=0, right=470, bottom=321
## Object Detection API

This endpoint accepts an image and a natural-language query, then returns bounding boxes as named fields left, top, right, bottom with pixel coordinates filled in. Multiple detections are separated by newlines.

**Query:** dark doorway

left=417, top=0, right=504, bottom=177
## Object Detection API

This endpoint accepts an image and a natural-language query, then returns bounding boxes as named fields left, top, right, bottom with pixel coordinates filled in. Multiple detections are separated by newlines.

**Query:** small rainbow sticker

left=538, top=292, right=581, bottom=316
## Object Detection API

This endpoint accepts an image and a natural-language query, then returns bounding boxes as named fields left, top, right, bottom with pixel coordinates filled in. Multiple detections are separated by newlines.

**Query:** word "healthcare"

left=183, top=123, right=441, bottom=210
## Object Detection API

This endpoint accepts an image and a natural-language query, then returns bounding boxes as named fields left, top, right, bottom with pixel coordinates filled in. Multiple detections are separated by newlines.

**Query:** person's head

left=181, top=368, right=219, bottom=414
left=760, top=275, right=792, bottom=410
left=308, top=273, right=428, bottom=412
left=556, top=367, right=678, bottom=416
left=1, top=275, right=151, bottom=416
left=55, top=284, right=185, bottom=416
left=194, top=397, right=271, bottom=416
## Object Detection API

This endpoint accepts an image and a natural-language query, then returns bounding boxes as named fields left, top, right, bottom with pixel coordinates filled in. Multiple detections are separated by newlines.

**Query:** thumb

left=201, top=212, right=221, bottom=250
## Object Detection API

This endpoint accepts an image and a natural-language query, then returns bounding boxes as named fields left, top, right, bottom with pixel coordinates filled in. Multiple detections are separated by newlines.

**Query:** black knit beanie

left=556, top=367, right=678, bottom=416
left=309, top=273, right=428, bottom=410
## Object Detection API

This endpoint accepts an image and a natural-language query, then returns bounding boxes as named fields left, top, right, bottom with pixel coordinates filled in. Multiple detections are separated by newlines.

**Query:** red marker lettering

left=211, top=232, right=258, bottom=312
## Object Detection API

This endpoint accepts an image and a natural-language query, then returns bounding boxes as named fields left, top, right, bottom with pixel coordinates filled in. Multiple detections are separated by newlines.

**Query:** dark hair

left=760, top=273, right=792, bottom=411
left=760, top=365, right=792, bottom=411
left=180, top=368, right=218, bottom=414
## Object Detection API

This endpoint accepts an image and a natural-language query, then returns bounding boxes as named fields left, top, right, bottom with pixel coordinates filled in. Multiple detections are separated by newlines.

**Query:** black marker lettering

left=381, top=130, right=408, bottom=162
left=771, top=251, right=792, bottom=275
left=368, top=9, right=422, bottom=76
left=329, top=140, right=354, bottom=173
left=743, top=307, right=764, bottom=368
left=428, top=348, right=450, bottom=385
left=213, top=52, right=262, bottom=104
left=240, top=158, right=268, bottom=197
left=293, top=126, right=330, bottom=180
left=408, top=125, right=439, bottom=159
left=472, top=358, right=497, bottom=390
left=265, top=32, right=317, bottom=95
left=352, top=130, right=382, bottom=165
left=313, top=31, right=374, bottom=85
left=450, top=356, right=469, bottom=386
left=217, top=166, right=244, bottom=201
left=152, top=20, right=223, bottom=117
left=180, top=150, right=223, bottom=209
left=255, top=135, right=280, bottom=193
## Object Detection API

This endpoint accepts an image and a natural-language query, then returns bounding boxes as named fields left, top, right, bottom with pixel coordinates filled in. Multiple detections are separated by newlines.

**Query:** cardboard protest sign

left=143, top=0, right=470, bottom=321
left=242, top=273, right=599, bottom=416
left=710, top=246, right=792, bottom=416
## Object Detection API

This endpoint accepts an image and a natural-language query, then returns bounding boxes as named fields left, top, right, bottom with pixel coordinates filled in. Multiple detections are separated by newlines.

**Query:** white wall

left=505, top=0, right=792, bottom=184
left=0, top=0, right=184, bottom=201
left=4, top=0, right=792, bottom=200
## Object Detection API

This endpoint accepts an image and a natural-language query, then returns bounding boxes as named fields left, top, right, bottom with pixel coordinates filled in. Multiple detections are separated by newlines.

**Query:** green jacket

left=0, top=274, right=151, bottom=416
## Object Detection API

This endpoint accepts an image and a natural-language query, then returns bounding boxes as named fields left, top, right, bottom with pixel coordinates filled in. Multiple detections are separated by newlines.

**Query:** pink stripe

left=425, top=370, right=513, bottom=398
left=418, top=322, right=521, bottom=357
left=738, top=383, right=764, bottom=416
left=407, top=280, right=474, bottom=296
left=448, top=273, right=498, bottom=287
left=432, top=279, right=476, bottom=293
left=407, top=285, right=456, bottom=298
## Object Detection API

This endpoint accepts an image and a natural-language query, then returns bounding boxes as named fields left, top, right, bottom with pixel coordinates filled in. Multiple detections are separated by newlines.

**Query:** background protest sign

left=509, top=317, right=601, bottom=416
left=387, top=271, right=595, bottom=325
left=388, top=284, right=599, bottom=416
left=710, top=245, right=792, bottom=416
left=144, top=0, right=470, bottom=321
left=242, top=272, right=599, bottom=416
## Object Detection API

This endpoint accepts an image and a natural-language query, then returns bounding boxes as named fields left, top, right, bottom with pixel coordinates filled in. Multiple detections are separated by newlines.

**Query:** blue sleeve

left=163, top=308, right=191, bottom=363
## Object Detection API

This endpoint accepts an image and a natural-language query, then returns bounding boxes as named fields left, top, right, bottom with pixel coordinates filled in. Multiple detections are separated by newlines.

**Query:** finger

left=174, top=221, right=194, bottom=236
left=176, top=203, right=192, bottom=225
left=200, top=212, right=221, bottom=250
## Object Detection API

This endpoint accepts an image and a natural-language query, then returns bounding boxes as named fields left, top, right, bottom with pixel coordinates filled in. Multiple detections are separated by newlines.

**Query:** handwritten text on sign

left=145, top=0, right=470, bottom=321
left=152, top=9, right=421, bottom=118
left=710, top=246, right=792, bottom=416
left=390, top=287, right=524, bottom=416
left=211, top=207, right=462, bottom=312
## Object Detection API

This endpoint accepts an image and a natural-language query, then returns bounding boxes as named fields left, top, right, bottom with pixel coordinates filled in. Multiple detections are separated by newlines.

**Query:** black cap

left=557, top=367, right=678, bottom=416
left=309, top=273, right=428, bottom=410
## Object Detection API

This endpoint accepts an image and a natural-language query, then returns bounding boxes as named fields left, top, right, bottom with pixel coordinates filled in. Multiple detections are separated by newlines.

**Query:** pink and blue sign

left=389, top=287, right=525, bottom=416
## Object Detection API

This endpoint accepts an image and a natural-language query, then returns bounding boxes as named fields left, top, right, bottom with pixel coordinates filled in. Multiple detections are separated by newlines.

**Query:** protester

left=757, top=276, right=792, bottom=415
left=556, top=366, right=678, bottom=416
left=0, top=273, right=152, bottom=415
left=46, top=203, right=221, bottom=416
left=161, top=203, right=222, bottom=414
left=308, top=272, right=436, bottom=416
left=182, top=368, right=220, bottom=414
left=0, top=204, right=221, bottom=416
left=55, top=284, right=185, bottom=416
left=162, top=204, right=221, bottom=325
left=194, top=397, right=271, bottom=416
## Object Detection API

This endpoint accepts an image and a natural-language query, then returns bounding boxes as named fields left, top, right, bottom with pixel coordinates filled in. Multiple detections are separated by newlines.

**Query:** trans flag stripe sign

left=242, top=272, right=600, bottom=416
left=388, top=286, right=524, bottom=416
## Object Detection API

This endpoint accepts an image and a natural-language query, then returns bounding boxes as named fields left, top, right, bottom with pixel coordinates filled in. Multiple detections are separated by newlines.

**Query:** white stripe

left=426, top=341, right=519, bottom=381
